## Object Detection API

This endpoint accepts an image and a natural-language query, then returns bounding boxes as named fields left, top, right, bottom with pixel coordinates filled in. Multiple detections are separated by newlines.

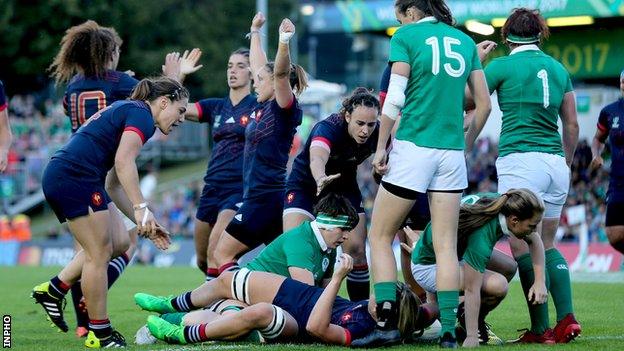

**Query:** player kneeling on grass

left=409, top=189, right=547, bottom=347
left=135, top=254, right=437, bottom=345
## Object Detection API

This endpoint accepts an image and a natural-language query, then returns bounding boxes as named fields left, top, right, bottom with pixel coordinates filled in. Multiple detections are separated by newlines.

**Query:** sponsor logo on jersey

left=91, top=192, right=103, bottom=206
left=613, top=116, right=620, bottom=128
left=213, top=115, right=222, bottom=128
left=225, top=116, right=235, bottom=124
left=234, top=214, right=243, bottom=221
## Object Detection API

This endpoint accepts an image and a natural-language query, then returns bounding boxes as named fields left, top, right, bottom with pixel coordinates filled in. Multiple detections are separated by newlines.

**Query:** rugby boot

left=31, top=282, right=68, bottom=332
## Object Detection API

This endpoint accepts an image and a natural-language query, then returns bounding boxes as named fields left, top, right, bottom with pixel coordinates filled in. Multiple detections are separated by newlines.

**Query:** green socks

left=437, top=290, right=459, bottom=338
left=546, top=248, right=574, bottom=321
left=373, top=282, right=397, bottom=329
left=517, top=253, right=550, bottom=334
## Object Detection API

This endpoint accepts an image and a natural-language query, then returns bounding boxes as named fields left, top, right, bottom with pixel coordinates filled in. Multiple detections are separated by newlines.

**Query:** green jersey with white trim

left=389, top=18, right=482, bottom=150
left=411, top=193, right=503, bottom=272
left=245, top=221, right=335, bottom=286
left=484, top=46, right=573, bottom=157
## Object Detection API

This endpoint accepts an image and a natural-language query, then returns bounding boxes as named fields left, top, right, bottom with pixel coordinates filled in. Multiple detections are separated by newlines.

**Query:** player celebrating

left=211, top=13, right=307, bottom=273
left=485, top=8, right=580, bottom=344
left=590, top=69, right=624, bottom=254
left=181, top=48, right=257, bottom=282
left=358, top=0, right=491, bottom=347
left=31, top=77, right=185, bottom=348
left=283, top=87, right=379, bottom=300
left=0, top=80, right=12, bottom=172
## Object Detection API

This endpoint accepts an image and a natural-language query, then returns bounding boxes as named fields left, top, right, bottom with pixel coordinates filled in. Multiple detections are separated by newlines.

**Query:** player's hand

left=372, top=149, right=389, bottom=175
left=179, top=48, right=203, bottom=77
left=477, top=40, right=497, bottom=62
left=251, top=12, right=266, bottom=31
left=400, top=226, right=421, bottom=254
left=279, top=18, right=295, bottom=43
left=316, top=173, right=341, bottom=195
left=462, top=335, right=480, bottom=348
left=147, top=224, right=171, bottom=251
left=528, top=281, right=548, bottom=305
left=589, top=156, right=604, bottom=172
left=333, top=253, right=353, bottom=280
left=162, top=52, right=181, bottom=81
left=134, top=206, right=157, bottom=238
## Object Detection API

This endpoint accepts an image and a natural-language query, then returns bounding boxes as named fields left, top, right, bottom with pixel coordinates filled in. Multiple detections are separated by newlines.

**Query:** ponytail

left=129, top=77, right=189, bottom=102
left=264, top=62, right=309, bottom=97
left=457, top=189, right=544, bottom=248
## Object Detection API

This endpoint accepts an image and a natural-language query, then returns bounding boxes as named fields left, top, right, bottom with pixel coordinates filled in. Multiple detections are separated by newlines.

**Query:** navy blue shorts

left=225, top=191, right=284, bottom=248
left=403, top=192, right=431, bottom=231
left=42, top=159, right=112, bottom=223
left=606, top=188, right=624, bottom=227
left=195, top=183, right=243, bottom=224
left=272, top=278, right=323, bottom=340
left=283, top=187, right=364, bottom=219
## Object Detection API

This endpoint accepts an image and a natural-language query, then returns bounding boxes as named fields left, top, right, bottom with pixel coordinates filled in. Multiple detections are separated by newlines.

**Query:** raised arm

left=306, top=254, right=354, bottom=345
left=560, top=91, right=579, bottom=166
left=274, top=18, right=295, bottom=108
left=249, top=12, right=268, bottom=79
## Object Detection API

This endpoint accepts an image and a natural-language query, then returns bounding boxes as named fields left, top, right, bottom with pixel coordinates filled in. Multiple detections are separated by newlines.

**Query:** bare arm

left=306, top=254, right=353, bottom=345
left=463, top=41, right=497, bottom=111
left=0, top=109, right=12, bottom=172
left=464, top=70, right=492, bottom=152
left=105, top=169, right=134, bottom=220
left=274, top=19, right=295, bottom=108
left=462, top=265, right=483, bottom=348
left=590, top=128, right=608, bottom=171
left=560, top=91, right=579, bottom=166
left=184, top=102, right=200, bottom=122
left=249, top=13, right=268, bottom=79
left=525, top=232, right=548, bottom=305
left=288, top=267, right=315, bottom=286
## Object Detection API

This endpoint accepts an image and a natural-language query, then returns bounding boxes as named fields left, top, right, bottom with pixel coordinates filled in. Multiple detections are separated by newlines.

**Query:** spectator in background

left=0, top=81, right=13, bottom=172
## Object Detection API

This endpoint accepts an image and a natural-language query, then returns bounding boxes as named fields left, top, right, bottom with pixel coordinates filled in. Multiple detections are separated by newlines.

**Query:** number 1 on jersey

left=537, top=69, right=550, bottom=108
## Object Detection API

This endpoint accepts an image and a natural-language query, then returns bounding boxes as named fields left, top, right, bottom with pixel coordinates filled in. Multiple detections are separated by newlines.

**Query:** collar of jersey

left=310, top=220, right=331, bottom=252
left=499, top=214, right=512, bottom=236
left=510, top=44, right=540, bottom=55
left=416, top=16, right=436, bottom=24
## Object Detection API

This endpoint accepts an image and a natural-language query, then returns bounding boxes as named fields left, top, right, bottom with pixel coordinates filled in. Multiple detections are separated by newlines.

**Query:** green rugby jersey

left=389, top=17, right=482, bottom=150
left=485, top=45, right=573, bottom=157
left=411, top=193, right=505, bottom=273
left=245, top=221, right=335, bottom=286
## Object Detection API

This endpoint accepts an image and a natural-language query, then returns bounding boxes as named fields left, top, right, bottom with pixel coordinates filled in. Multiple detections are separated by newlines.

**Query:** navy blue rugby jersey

left=64, top=70, right=138, bottom=132
left=598, top=98, right=624, bottom=193
left=53, top=100, right=155, bottom=181
left=195, top=94, right=257, bottom=187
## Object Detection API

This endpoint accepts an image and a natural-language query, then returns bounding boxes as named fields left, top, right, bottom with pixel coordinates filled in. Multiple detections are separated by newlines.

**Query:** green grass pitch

left=2, top=265, right=622, bottom=350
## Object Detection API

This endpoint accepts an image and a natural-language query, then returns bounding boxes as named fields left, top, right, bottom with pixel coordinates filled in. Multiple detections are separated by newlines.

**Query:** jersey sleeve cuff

left=344, top=328, right=352, bottom=346
left=311, top=137, right=332, bottom=152
left=195, top=102, right=204, bottom=122
left=0, top=103, right=6, bottom=112
left=124, top=126, right=146, bottom=144
left=597, top=122, right=608, bottom=132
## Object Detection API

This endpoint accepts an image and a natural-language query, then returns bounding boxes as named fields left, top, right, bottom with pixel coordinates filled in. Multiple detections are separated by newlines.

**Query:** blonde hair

left=397, top=282, right=422, bottom=338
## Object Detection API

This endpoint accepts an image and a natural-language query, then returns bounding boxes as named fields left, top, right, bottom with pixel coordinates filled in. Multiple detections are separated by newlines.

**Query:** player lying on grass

left=135, top=253, right=438, bottom=345
left=409, top=189, right=547, bottom=347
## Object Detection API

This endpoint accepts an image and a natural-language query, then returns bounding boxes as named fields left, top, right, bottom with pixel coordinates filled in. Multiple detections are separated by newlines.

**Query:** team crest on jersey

left=322, top=257, right=330, bottom=272
left=240, top=115, right=249, bottom=126
left=91, top=192, right=103, bottom=206
left=341, top=312, right=353, bottom=322
left=287, top=192, right=295, bottom=204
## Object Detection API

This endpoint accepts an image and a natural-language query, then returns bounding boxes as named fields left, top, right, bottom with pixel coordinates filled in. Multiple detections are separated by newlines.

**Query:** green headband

left=316, top=213, right=351, bottom=229
left=506, top=33, right=540, bottom=44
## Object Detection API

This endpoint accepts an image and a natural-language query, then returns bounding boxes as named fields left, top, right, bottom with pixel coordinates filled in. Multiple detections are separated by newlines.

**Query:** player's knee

left=243, top=303, right=274, bottom=327
left=488, top=274, right=508, bottom=298
left=86, top=242, right=113, bottom=263
left=196, top=258, right=208, bottom=273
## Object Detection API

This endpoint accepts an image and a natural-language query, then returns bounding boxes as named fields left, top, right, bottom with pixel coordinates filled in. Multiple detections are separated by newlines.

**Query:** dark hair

left=264, top=62, right=308, bottom=96
left=394, top=0, right=454, bottom=26
left=49, top=20, right=122, bottom=84
left=230, top=48, right=250, bottom=59
left=129, top=77, right=189, bottom=102
left=339, top=87, right=380, bottom=119
left=313, top=193, right=359, bottom=230
left=501, top=8, right=550, bottom=45
left=457, top=189, right=544, bottom=249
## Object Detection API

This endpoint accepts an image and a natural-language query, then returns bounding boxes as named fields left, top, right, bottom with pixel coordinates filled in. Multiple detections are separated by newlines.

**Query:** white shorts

left=383, top=140, right=467, bottom=193
left=496, top=152, right=570, bottom=219
left=411, top=263, right=437, bottom=293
